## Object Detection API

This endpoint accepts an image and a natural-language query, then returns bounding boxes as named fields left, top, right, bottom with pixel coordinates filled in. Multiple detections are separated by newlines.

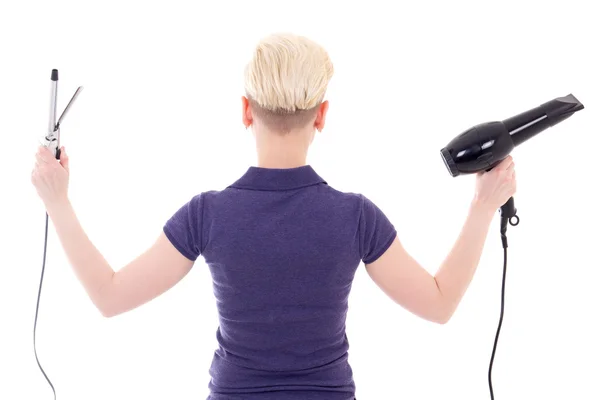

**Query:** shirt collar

left=229, top=165, right=327, bottom=191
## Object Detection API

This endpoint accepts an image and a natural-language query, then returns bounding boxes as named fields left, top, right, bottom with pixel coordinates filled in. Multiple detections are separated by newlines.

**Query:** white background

left=1, top=1, right=599, bottom=399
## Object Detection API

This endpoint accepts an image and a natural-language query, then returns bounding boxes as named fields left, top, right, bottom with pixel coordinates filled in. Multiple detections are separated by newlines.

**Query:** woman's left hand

left=32, top=145, right=70, bottom=209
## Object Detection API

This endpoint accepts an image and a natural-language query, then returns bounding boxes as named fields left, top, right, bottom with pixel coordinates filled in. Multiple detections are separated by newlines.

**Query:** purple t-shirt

left=163, top=165, right=396, bottom=400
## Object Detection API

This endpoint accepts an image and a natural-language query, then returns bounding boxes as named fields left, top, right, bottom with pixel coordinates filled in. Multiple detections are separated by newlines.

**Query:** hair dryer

left=440, top=94, right=584, bottom=244
left=439, top=94, right=584, bottom=400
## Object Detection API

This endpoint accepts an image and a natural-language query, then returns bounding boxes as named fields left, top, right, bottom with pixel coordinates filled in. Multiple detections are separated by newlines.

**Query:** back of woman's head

left=244, top=33, right=334, bottom=133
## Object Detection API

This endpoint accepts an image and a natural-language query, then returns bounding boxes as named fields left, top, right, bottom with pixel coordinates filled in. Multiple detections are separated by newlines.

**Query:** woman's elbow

left=98, top=298, right=129, bottom=318
left=429, top=301, right=455, bottom=325
left=97, top=302, right=118, bottom=318
left=97, top=298, right=132, bottom=318
left=95, top=276, right=120, bottom=318
left=404, top=303, right=453, bottom=324
left=100, top=307, right=118, bottom=318
left=95, top=294, right=121, bottom=318
left=432, top=312, right=451, bottom=325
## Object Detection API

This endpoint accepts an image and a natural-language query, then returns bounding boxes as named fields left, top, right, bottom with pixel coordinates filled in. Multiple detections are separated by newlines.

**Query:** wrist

left=46, top=197, right=72, bottom=218
left=469, top=197, right=496, bottom=221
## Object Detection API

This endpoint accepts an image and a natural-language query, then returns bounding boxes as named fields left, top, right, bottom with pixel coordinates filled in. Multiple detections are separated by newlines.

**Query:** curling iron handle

left=41, top=137, right=60, bottom=159
left=41, top=134, right=60, bottom=159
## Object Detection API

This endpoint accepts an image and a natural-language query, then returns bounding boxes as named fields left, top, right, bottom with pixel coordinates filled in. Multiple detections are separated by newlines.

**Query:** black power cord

left=34, top=212, right=56, bottom=400
left=488, top=214, right=519, bottom=400
left=488, top=246, right=508, bottom=400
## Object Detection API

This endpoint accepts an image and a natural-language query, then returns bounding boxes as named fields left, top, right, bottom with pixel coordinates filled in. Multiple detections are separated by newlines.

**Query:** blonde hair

left=244, top=33, right=334, bottom=132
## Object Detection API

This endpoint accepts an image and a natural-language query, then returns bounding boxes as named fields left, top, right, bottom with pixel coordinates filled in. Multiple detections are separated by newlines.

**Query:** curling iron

left=35, top=69, right=83, bottom=400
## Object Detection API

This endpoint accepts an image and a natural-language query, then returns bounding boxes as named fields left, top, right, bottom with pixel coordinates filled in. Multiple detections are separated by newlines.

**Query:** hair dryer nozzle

left=543, top=93, right=584, bottom=125
left=506, top=94, right=585, bottom=147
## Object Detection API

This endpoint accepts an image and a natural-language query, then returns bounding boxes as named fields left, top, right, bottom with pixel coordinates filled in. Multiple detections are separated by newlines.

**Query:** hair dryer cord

left=488, top=215, right=517, bottom=400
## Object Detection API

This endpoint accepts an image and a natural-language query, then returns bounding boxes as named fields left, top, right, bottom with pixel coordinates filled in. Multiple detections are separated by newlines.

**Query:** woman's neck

left=256, top=150, right=307, bottom=169
left=254, top=128, right=311, bottom=169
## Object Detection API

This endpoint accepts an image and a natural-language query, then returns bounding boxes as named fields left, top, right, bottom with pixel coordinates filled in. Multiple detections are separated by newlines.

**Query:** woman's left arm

left=33, top=146, right=194, bottom=318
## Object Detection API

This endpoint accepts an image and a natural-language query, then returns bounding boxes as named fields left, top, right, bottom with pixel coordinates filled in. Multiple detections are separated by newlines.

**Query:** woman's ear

left=242, top=96, right=253, bottom=129
left=314, top=100, right=329, bottom=132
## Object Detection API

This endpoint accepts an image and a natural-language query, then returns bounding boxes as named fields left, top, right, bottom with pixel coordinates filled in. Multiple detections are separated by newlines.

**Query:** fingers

left=35, top=147, right=47, bottom=163
left=505, top=161, right=515, bottom=175
left=59, top=146, right=69, bottom=172
left=33, top=147, right=54, bottom=181
left=36, top=145, right=55, bottom=163
left=499, top=155, right=514, bottom=170
left=35, top=152, right=47, bottom=164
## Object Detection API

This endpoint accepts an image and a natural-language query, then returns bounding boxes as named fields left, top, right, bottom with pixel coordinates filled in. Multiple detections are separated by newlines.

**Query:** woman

left=31, top=33, right=517, bottom=400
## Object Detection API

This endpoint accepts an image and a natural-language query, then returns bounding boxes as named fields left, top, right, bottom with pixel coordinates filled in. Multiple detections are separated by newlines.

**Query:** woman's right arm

left=365, top=156, right=516, bottom=324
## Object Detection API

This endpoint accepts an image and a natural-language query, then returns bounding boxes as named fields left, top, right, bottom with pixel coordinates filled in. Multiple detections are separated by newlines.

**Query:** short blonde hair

left=244, top=33, right=334, bottom=132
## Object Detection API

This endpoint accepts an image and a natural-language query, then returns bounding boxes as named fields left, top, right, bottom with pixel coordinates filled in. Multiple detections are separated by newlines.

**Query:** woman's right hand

left=473, top=156, right=517, bottom=212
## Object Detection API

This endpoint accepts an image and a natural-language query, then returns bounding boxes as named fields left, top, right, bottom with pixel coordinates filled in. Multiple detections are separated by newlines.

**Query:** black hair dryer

left=440, top=94, right=584, bottom=246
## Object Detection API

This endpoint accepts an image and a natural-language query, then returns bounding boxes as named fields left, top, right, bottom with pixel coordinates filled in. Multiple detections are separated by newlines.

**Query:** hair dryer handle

left=499, top=196, right=519, bottom=248
left=484, top=165, right=519, bottom=223
left=500, top=197, right=517, bottom=219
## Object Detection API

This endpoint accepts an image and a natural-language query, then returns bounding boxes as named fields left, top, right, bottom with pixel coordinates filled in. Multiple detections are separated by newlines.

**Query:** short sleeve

left=359, top=194, right=397, bottom=264
left=163, top=193, right=203, bottom=261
